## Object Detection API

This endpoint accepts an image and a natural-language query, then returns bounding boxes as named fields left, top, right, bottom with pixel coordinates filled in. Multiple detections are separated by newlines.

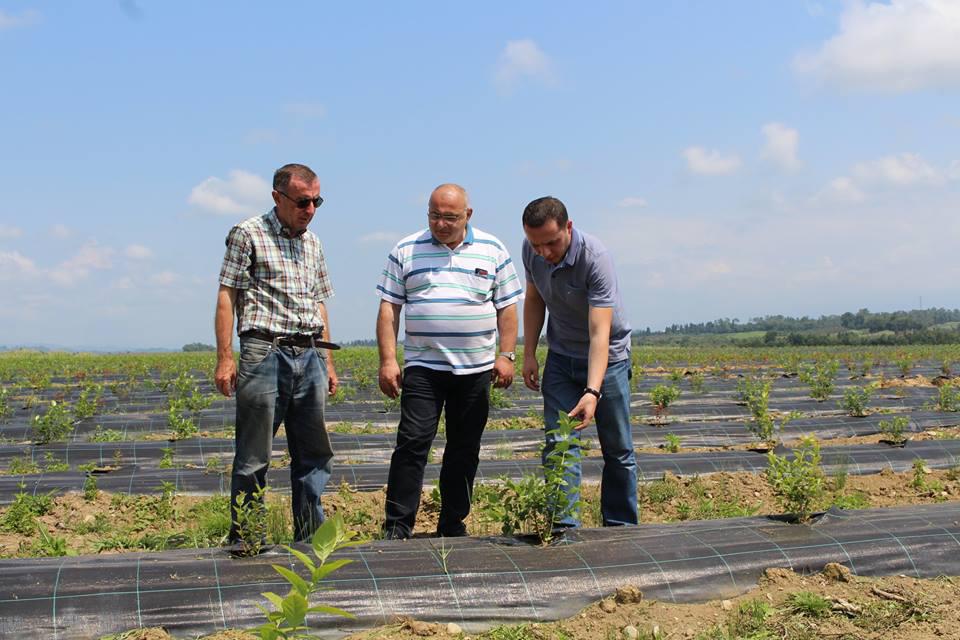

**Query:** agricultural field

left=1, top=345, right=960, bottom=639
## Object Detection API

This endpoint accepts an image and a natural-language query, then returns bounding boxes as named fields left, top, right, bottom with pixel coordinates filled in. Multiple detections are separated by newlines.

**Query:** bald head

left=430, top=183, right=470, bottom=211
left=427, top=183, right=473, bottom=248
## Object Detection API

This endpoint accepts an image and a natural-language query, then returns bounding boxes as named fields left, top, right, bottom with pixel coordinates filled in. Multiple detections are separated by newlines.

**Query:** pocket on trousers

left=239, top=339, right=273, bottom=372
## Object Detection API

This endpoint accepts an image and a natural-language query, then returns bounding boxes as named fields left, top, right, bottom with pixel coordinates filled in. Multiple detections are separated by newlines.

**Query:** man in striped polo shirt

left=214, top=163, right=338, bottom=544
left=377, top=183, right=522, bottom=539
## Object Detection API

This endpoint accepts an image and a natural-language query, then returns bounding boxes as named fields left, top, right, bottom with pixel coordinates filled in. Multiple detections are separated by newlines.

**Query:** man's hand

left=522, top=355, right=540, bottom=391
left=327, top=363, right=339, bottom=397
left=492, top=357, right=515, bottom=388
left=567, top=392, right=599, bottom=430
left=214, top=357, right=237, bottom=398
left=379, top=360, right=402, bottom=398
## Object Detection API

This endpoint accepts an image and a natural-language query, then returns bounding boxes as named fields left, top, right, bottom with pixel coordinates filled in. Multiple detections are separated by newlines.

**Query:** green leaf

left=311, top=558, right=352, bottom=582
left=273, top=565, right=310, bottom=596
left=283, top=545, right=317, bottom=574
left=281, top=592, right=309, bottom=627
left=307, top=604, right=357, bottom=619
left=261, top=591, right=285, bottom=610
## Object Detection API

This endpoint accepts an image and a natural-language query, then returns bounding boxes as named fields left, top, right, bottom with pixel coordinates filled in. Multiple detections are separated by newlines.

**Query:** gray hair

left=273, top=163, right=318, bottom=191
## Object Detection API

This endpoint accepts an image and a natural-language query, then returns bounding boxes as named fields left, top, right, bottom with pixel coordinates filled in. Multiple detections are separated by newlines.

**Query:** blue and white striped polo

left=376, top=225, right=522, bottom=374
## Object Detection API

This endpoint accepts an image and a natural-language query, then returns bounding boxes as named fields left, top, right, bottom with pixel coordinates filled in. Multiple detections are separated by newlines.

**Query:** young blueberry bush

left=765, top=435, right=825, bottom=522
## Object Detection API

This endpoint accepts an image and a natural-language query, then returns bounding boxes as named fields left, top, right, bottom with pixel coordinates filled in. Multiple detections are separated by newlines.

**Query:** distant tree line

left=182, top=342, right=216, bottom=352
left=652, top=308, right=960, bottom=336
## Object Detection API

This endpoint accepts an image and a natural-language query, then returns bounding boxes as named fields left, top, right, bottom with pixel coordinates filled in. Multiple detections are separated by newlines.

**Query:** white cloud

left=284, top=102, right=326, bottom=118
left=852, top=152, right=944, bottom=186
left=46, top=243, right=113, bottom=286
left=493, top=39, right=555, bottom=94
left=0, top=224, right=22, bottom=239
left=761, top=122, right=801, bottom=171
left=0, top=9, right=41, bottom=30
left=124, top=244, right=153, bottom=259
left=51, top=224, right=70, bottom=238
left=358, top=231, right=402, bottom=245
left=188, top=169, right=271, bottom=215
left=617, top=197, right=648, bottom=208
left=151, top=271, right=178, bottom=286
left=112, top=277, right=134, bottom=290
left=0, top=251, right=37, bottom=279
left=683, top=146, right=742, bottom=175
left=817, top=177, right=866, bottom=203
left=794, top=0, right=960, bottom=92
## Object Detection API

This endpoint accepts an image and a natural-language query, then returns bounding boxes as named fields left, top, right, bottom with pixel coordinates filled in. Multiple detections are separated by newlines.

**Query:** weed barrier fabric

left=1, top=503, right=959, bottom=639
left=3, top=440, right=960, bottom=502
left=3, top=408, right=957, bottom=469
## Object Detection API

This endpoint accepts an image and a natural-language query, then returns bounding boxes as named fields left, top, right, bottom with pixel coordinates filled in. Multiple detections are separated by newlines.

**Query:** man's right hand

left=379, top=360, right=402, bottom=398
left=215, top=358, right=237, bottom=397
left=522, top=355, right=540, bottom=391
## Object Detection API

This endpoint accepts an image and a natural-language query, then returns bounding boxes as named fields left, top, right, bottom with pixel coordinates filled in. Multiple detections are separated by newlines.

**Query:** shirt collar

left=430, top=223, right=474, bottom=247
left=266, top=208, right=306, bottom=239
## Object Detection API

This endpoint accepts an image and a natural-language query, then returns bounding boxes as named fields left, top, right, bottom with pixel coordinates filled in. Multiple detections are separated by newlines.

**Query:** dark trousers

left=384, top=366, right=491, bottom=538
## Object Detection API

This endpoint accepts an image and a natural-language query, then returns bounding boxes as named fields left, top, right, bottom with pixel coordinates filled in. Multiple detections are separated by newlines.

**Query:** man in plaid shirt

left=214, top=163, right=339, bottom=543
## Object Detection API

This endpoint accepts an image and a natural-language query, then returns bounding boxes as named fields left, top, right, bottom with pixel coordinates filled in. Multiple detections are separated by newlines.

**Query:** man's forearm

left=215, top=286, right=236, bottom=360
left=376, top=302, right=400, bottom=364
left=585, top=307, right=614, bottom=391
left=318, top=301, right=334, bottom=365
left=497, top=304, right=519, bottom=353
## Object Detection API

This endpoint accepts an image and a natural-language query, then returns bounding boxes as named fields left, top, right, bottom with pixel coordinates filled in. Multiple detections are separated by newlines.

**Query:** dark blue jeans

left=384, top=366, right=491, bottom=539
left=230, top=336, right=333, bottom=542
left=541, top=351, right=638, bottom=527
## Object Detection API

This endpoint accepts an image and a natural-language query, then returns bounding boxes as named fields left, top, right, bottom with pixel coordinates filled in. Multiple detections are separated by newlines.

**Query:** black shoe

left=383, top=526, right=411, bottom=540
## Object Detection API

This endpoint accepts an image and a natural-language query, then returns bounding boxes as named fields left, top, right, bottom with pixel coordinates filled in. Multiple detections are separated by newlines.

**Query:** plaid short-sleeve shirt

left=219, top=209, right=334, bottom=336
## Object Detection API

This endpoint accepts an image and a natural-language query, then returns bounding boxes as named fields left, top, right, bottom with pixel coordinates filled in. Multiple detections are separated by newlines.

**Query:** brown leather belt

left=241, top=330, right=341, bottom=350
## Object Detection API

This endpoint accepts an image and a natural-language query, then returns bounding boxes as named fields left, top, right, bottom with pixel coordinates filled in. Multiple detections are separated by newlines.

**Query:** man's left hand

left=568, top=393, right=599, bottom=430
left=492, top=358, right=515, bottom=389
left=328, top=365, right=339, bottom=396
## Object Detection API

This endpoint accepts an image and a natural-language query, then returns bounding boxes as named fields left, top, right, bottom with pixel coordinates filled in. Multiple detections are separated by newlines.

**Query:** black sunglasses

left=277, top=190, right=323, bottom=209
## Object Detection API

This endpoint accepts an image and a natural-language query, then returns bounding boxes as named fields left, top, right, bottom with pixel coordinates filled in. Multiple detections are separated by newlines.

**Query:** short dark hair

left=273, top=163, right=318, bottom=191
left=522, top=196, right=568, bottom=228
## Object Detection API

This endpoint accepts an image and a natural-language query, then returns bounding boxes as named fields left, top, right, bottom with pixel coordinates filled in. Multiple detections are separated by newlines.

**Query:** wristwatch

left=583, top=387, right=602, bottom=400
left=498, top=351, right=516, bottom=362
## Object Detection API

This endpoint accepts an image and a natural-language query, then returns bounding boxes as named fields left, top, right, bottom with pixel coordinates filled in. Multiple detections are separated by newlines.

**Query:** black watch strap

left=583, top=387, right=602, bottom=400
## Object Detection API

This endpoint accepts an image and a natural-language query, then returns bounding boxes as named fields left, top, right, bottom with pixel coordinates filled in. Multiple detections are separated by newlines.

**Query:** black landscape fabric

left=0, top=503, right=957, bottom=639
left=1, top=439, right=959, bottom=501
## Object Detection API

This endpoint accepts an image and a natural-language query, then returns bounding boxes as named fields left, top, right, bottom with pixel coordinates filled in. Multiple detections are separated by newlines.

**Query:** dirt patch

left=4, top=468, right=959, bottom=557
left=879, top=375, right=936, bottom=388
left=333, top=569, right=960, bottom=640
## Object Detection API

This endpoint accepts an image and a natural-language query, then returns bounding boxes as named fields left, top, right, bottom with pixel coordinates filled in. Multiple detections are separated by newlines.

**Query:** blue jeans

left=541, top=351, right=638, bottom=527
left=231, top=336, right=333, bottom=542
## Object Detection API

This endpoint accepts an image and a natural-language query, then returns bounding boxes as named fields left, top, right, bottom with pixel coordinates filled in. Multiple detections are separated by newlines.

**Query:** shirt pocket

left=563, top=283, right=588, bottom=307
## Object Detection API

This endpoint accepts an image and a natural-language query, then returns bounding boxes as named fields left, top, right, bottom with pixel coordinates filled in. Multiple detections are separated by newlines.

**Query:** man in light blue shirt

left=521, top=196, right=637, bottom=529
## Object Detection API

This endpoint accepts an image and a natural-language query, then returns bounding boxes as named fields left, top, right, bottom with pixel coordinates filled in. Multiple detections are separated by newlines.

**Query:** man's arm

left=567, top=306, right=613, bottom=430
left=318, top=301, right=338, bottom=396
left=492, top=304, right=518, bottom=388
left=214, top=285, right=238, bottom=397
left=376, top=300, right=403, bottom=398
left=522, top=285, right=546, bottom=391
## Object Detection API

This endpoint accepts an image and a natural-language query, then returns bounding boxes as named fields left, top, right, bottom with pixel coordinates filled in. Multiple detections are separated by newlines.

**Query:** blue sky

left=1, top=1, right=959, bottom=349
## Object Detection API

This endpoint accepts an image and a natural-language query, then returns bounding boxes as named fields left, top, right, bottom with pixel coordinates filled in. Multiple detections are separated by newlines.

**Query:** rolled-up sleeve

left=219, top=226, right=252, bottom=290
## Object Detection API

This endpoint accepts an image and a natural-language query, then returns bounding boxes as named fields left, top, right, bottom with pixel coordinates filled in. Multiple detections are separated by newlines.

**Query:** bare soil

left=110, top=568, right=960, bottom=640
left=4, top=468, right=960, bottom=557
